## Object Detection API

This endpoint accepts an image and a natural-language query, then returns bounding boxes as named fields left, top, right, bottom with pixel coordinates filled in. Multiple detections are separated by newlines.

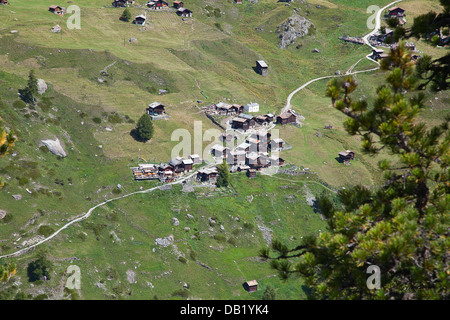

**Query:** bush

left=13, top=100, right=27, bottom=110
left=92, top=117, right=102, bottom=124
left=38, top=225, right=55, bottom=237
left=213, top=234, right=226, bottom=243
left=27, top=254, right=53, bottom=282
left=178, top=256, right=187, bottom=264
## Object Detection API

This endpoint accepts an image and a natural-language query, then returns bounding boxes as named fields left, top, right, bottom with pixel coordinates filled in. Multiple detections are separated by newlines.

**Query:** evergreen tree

left=216, top=161, right=230, bottom=188
left=131, top=114, right=154, bottom=142
left=18, top=70, right=38, bottom=105
left=120, top=8, right=132, bottom=22
left=27, top=253, right=53, bottom=282
left=262, top=43, right=449, bottom=300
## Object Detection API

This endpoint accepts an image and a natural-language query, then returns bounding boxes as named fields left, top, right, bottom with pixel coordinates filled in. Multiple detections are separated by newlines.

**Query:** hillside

left=0, top=0, right=448, bottom=300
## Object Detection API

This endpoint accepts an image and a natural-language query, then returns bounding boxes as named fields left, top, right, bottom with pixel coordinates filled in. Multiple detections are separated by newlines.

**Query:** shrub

left=38, top=225, right=55, bottom=237
left=92, top=117, right=102, bottom=124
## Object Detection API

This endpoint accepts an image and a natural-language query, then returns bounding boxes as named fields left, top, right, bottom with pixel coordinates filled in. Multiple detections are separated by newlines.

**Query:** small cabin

left=256, top=60, right=268, bottom=76
left=244, top=280, right=258, bottom=292
left=388, top=7, right=405, bottom=17
left=339, top=150, right=355, bottom=162
left=0, top=0, right=9, bottom=5
left=146, top=102, right=165, bottom=115
left=133, top=15, right=147, bottom=26
left=49, top=5, right=66, bottom=16
left=236, top=0, right=243, bottom=4
left=276, top=111, right=296, bottom=125
left=177, top=7, right=192, bottom=17
left=247, top=169, right=256, bottom=179
left=173, top=1, right=183, bottom=8
left=189, top=154, right=201, bottom=165
left=244, top=102, right=259, bottom=113
left=181, top=159, right=193, bottom=172
left=197, top=168, right=219, bottom=183
left=270, top=138, right=285, bottom=151
left=147, top=0, right=168, bottom=10
left=112, top=0, right=134, bottom=7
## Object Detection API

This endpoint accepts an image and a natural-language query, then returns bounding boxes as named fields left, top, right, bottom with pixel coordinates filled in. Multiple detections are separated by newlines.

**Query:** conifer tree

left=261, top=41, right=449, bottom=300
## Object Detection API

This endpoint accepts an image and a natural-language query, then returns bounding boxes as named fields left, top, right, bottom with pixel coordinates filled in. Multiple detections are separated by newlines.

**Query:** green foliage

left=38, top=225, right=55, bottom=237
left=120, top=8, right=132, bottom=22
left=92, top=117, right=102, bottom=124
left=131, top=114, right=154, bottom=143
left=266, top=43, right=449, bottom=300
left=27, top=253, right=53, bottom=282
left=216, top=161, right=230, bottom=188
left=18, top=70, right=38, bottom=104
left=262, top=285, right=277, bottom=300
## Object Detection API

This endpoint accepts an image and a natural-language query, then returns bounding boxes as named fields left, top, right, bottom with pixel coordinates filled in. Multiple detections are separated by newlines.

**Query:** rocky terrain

left=277, top=13, right=314, bottom=49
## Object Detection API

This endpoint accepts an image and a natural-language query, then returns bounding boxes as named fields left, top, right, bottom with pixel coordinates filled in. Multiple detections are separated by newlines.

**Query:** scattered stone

left=10, top=30, right=18, bottom=34
left=187, top=213, right=194, bottom=219
left=208, top=217, right=216, bottom=225
left=335, top=70, right=341, bottom=75
left=126, top=269, right=136, bottom=284
left=128, top=38, right=138, bottom=43
left=51, top=25, right=61, bottom=33
left=158, top=89, right=168, bottom=95
left=155, top=234, right=174, bottom=247
left=0, top=210, right=7, bottom=220
left=12, top=194, right=22, bottom=201
left=172, top=218, right=180, bottom=226
left=312, top=48, right=320, bottom=53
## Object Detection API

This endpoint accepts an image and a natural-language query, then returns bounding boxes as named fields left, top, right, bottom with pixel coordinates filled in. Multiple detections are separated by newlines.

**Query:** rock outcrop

left=277, top=13, right=314, bottom=49
left=41, top=138, right=67, bottom=157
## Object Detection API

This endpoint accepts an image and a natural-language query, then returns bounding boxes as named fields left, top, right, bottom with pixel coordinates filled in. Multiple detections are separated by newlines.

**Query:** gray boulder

left=37, top=79, right=48, bottom=95
left=41, top=138, right=67, bottom=157
left=277, top=13, right=314, bottom=49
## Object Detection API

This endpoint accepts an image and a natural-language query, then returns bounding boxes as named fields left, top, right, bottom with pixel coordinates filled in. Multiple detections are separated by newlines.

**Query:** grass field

left=0, top=0, right=448, bottom=300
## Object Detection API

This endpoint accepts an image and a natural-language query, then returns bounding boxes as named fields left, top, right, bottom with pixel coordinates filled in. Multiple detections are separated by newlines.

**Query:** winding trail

left=0, top=168, right=209, bottom=259
left=282, top=0, right=403, bottom=114
left=0, top=1, right=403, bottom=260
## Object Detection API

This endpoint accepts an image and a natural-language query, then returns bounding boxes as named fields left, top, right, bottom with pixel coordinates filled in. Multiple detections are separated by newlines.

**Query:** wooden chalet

left=251, top=130, right=271, bottom=142
left=244, top=280, right=258, bottom=292
left=197, top=167, right=219, bottom=183
left=0, top=0, right=9, bottom=5
left=189, top=154, right=201, bottom=164
left=246, top=153, right=270, bottom=170
left=388, top=7, right=405, bottom=17
left=338, top=150, right=355, bottom=163
left=227, top=150, right=246, bottom=166
left=256, top=60, right=268, bottom=76
left=236, top=0, right=243, bottom=4
left=220, top=132, right=237, bottom=143
left=112, top=0, right=135, bottom=7
left=211, top=144, right=230, bottom=158
left=133, top=14, right=147, bottom=26
left=269, top=156, right=285, bottom=166
left=276, top=111, right=296, bottom=125
left=177, top=7, right=192, bottom=17
left=146, top=102, right=165, bottom=116
left=181, top=159, right=193, bottom=172
left=270, top=138, right=285, bottom=151
left=147, top=0, right=168, bottom=10
left=231, top=113, right=256, bottom=131
left=247, top=169, right=256, bottom=179
left=215, top=102, right=242, bottom=115
left=169, top=158, right=185, bottom=173
left=49, top=5, right=66, bottom=16
left=236, top=142, right=250, bottom=153
left=173, top=1, right=184, bottom=9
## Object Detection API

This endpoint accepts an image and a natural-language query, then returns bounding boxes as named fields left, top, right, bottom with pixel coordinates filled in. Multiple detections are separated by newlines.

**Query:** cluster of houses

left=131, top=154, right=201, bottom=182
left=211, top=127, right=287, bottom=178
left=229, top=110, right=297, bottom=131
left=113, top=0, right=193, bottom=24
